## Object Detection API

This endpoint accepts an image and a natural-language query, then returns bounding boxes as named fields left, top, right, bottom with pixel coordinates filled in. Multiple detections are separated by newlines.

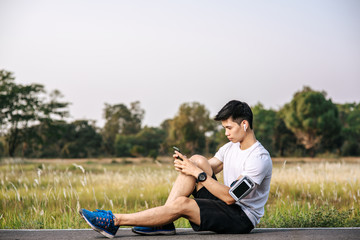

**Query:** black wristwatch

left=197, top=172, right=207, bottom=182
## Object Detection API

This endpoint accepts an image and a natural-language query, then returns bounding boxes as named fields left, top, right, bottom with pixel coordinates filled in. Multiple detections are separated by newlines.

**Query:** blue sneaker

left=79, top=209, right=119, bottom=238
left=132, top=222, right=176, bottom=235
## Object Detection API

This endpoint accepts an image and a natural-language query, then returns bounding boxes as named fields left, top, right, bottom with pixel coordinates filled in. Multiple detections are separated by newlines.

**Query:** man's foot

left=132, top=222, right=176, bottom=235
left=79, top=208, right=119, bottom=238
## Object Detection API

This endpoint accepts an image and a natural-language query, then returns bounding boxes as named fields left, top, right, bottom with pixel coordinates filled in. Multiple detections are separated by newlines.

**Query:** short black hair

left=214, top=100, right=253, bottom=128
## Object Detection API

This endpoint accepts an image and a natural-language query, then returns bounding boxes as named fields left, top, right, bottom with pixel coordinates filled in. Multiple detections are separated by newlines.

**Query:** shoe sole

left=79, top=209, right=115, bottom=239
left=131, top=228, right=176, bottom=236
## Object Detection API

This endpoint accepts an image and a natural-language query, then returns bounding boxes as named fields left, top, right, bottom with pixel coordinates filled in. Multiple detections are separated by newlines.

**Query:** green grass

left=258, top=161, right=360, bottom=227
left=0, top=159, right=359, bottom=229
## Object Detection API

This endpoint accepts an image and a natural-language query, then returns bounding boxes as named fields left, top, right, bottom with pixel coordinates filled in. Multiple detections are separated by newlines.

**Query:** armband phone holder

left=229, top=176, right=255, bottom=202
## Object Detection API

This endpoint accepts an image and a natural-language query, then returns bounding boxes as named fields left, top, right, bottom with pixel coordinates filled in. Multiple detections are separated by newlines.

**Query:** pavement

left=1, top=228, right=360, bottom=240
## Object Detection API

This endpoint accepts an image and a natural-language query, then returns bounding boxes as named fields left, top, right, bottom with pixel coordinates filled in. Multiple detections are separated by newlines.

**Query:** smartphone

left=172, top=146, right=183, bottom=161
left=229, top=176, right=255, bottom=202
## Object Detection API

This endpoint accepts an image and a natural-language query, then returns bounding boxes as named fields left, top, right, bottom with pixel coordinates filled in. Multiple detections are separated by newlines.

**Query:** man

left=79, top=100, right=272, bottom=238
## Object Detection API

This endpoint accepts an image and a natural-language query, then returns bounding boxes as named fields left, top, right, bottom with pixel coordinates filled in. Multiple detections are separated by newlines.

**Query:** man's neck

left=240, top=131, right=257, bottom=150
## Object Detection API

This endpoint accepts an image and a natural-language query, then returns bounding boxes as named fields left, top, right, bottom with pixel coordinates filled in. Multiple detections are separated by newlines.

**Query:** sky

left=1, top=0, right=359, bottom=127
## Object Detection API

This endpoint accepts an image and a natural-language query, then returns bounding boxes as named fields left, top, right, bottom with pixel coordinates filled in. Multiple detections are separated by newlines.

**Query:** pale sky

left=1, top=0, right=359, bottom=127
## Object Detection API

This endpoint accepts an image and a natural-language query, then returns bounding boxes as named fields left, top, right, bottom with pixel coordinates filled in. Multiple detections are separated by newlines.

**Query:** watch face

left=198, top=172, right=207, bottom=182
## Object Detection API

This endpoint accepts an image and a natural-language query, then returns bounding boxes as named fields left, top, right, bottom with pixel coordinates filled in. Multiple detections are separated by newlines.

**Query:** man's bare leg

left=114, top=196, right=200, bottom=226
left=165, top=155, right=214, bottom=205
left=125, top=155, right=213, bottom=228
left=79, top=155, right=215, bottom=238
left=165, top=172, right=195, bottom=205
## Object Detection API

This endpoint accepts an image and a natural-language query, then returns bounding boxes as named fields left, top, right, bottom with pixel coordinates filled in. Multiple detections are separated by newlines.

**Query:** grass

left=0, top=158, right=359, bottom=229
left=259, top=160, right=360, bottom=227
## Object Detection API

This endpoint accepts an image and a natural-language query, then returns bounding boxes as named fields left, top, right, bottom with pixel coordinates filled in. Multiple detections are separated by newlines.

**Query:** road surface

left=1, top=228, right=360, bottom=240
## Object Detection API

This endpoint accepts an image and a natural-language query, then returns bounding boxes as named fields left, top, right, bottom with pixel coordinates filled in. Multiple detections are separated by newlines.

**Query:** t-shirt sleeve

left=242, top=153, right=272, bottom=185
left=214, top=142, right=232, bottom=162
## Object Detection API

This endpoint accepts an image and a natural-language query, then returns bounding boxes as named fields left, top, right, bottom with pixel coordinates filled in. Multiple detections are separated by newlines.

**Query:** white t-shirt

left=214, top=141, right=272, bottom=227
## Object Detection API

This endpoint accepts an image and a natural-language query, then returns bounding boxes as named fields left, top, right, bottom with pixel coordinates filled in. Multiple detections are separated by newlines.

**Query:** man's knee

left=169, top=197, right=198, bottom=216
left=167, top=197, right=187, bottom=211
left=189, top=155, right=212, bottom=175
left=189, top=154, right=207, bottom=167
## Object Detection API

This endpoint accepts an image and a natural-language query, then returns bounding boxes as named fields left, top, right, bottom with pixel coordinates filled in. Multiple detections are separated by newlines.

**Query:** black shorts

left=190, top=174, right=254, bottom=234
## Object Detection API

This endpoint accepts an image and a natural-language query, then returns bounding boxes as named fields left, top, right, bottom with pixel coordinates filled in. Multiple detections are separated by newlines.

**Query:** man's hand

left=173, top=151, right=202, bottom=178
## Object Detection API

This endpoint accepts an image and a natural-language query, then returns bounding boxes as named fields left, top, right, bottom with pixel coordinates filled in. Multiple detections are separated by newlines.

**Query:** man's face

left=221, top=118, right=244, bottom=143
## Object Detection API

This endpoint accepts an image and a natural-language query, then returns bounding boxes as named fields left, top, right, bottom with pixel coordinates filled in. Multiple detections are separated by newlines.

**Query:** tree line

left=1, top=69, right=359, bottom=159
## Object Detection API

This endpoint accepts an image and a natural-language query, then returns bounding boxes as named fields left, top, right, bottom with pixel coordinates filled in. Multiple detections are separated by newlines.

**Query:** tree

left=167, top=102, right=215, bottom=154
left=206, top=125, right=228, bottom=154
left=102, top=101, right=145, bottom=155
left=337, top=103, right=360, bottom=156
left=274, top=113, right=301, bottom=156
left=0, top=70, right=69, bottom=157
left=22, top=120, right=66, bottom=158
left=23, top=120, right=103, bottom=158
left=252, top=103, right=277, bottom=156
left=60, top=120, right=102, bottom=158
left=0, top=137, right=5, bottom=157
left=282, top=86, right=341, bottom=156
left=114, top=126, right=165, bottom=159
left=134, top=127, right=165, bottom=159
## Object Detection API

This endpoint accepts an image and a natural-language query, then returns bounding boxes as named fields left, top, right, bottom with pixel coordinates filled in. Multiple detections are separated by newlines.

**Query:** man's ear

left=242, top=120, right=248, bottom=131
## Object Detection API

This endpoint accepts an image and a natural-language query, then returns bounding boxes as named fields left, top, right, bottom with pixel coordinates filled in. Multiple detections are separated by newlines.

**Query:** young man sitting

left=79, top=100, right=272, bottom=238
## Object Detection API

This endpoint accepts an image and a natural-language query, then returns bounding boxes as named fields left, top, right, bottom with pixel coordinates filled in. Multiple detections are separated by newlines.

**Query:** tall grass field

left=0, top=158, right=359, bottom=229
